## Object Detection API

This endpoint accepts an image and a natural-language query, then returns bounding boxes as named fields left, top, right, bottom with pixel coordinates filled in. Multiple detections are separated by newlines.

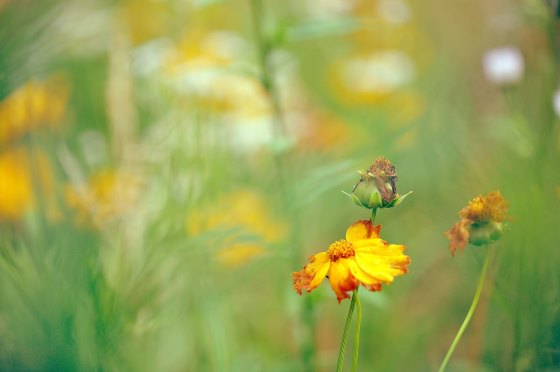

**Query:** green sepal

left=392, top=191, right=413, bottom=207
left=368, top=191, right=382, bottom=210
left=342, top=190, right=366, bottom=208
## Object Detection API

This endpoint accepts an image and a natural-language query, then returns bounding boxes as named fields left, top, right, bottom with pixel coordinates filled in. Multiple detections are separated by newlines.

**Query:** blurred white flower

left=482, top=46, right=524, bottom=86
left=342, top=51, right=415, bottom=93
left=553, top=90, right=560, bottom=118
left=227, top=120, right=274, bottom=153
left=303, top=0, right=356, bottom=19
left=133, top=39, right=174, bottom=76
left=377, top=0, right=412, bottom=25
left=202, top=31, right=251, bottom=62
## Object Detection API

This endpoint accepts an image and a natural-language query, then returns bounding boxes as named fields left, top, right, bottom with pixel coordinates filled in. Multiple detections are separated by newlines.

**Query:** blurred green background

left=0, top=0, right=559, bottom=370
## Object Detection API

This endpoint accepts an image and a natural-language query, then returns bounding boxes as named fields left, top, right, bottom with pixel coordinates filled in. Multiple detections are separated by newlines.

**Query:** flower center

left=327, top=240, right=355, bottom=261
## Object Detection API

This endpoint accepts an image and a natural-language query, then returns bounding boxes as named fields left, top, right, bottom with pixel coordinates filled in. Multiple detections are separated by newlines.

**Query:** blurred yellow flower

left=65, top=169, right=143, bottom=227
left=0, top=76, right=69, bottom=144
left=445, top=191, right=510, bottom=256
left=296, top=109, right=350, bottom=151
left=216, top=243, right=266, bottom=267
left=0, top=148, right=58, bottom=222
left=186, top=190, right=286, bottom=267
left=166, top=31, right=239, bottom=72
left=0, top=149, right=33, bottom=221
left=385, top=90, right=426, bottom=125
left=293, top=220, right=410, bottom=302
left=117, top=0, right=170, bottom=46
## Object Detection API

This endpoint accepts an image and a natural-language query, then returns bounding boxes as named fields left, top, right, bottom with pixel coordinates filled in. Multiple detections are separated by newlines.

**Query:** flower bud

left=345, top=157, right=411, bottom=210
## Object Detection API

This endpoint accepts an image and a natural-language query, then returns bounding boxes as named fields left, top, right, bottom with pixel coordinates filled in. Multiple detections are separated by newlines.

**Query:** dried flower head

left=346, top=157, right=411, bottom=210
left=293, top=220, right=410, bottom=302
left=445, top=191, right=509, bottom=256
left=459, top=191, right=509, bottom=223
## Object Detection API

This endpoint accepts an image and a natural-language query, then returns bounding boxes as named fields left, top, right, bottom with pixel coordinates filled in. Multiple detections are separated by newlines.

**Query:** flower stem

left=249, top=0, right=286, bottom=137
left=371, top=208, right=377, bottom=224
left=438, top=245, right=492, bottom=372
left=351, top=289, right=362, bottom=372
left=337, top=290, right=357, bottom=372
left=248, top=1, right=315, bottom=370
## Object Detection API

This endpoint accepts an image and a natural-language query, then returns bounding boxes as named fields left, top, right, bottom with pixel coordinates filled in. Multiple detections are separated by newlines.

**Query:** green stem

left=337, top=290, right=357, bottom=372
left=351, top=289, right=361, bottom=372
left=371, top=208, right=377, bottom=224
left=249, top=0, right=286, bottom=137
left=302, top=295, right=316, bottom=371
left=438, top=245, right=492, bottom=372
left=248, top=1, right=313, bottom=370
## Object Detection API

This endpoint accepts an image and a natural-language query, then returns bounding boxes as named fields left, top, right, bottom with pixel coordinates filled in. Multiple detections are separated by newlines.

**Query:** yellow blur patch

left=65, top=169, right=143, bottom=227
left=186, top=189, right=286, bottom=267
left=0, top=75, right=69, bottom=144
left=0, top=148, right=58, bottom=222
left=216, top=244, right=266, bottom=267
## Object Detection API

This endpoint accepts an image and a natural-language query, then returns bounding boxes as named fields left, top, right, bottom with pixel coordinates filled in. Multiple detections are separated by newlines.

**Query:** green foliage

left=0, top=0, right=559, bottom=371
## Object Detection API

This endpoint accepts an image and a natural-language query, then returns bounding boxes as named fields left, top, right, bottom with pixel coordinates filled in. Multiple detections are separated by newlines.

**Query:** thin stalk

left=438, top=245, right=492, bottom=372
left=371, top=208, right=377, bottom=223
left=337, top=290, right=357, bottom=372
left=248, top=0, right=314, bottom=370
left=302, top=295, right=316, bottom=370
left=249, top=0, right=286, bottom=137
left=351, top=289, right=362, bottom=372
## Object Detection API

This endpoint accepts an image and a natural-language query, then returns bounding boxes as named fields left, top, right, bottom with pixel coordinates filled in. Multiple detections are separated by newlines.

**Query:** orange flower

left=445, top=191, right=509, bottom=256
left=293, top=220, right=410, bottom=302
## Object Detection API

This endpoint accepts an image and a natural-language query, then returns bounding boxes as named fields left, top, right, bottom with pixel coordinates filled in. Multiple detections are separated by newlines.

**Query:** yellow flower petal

left=345, top=219, right=380, bottom=243
left=354, top=252, right=398, bottom=283
left=347, top=258, right=381, bottom=286
left=352, top=237, right=385, bottom=249
left=304, top=252, right=329, bottom=275
left=293, top=252, right=330, bottom=294
left=355, top=243, right=409, bottom=265
left=309, top=261, right=330, bottom=290
left=328, top=259, right=357, bottom=302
